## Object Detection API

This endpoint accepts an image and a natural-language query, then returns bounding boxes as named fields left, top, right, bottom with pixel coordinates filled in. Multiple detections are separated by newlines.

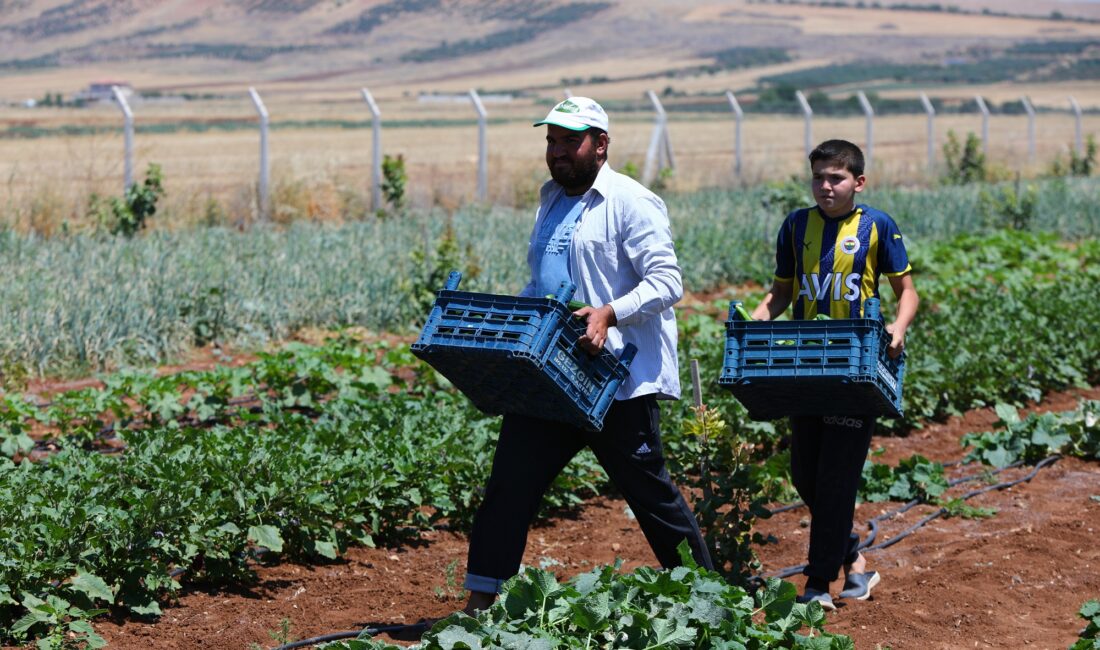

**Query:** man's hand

left=885, top=322, right=906, bottom=359
left=575, top=304, right=617, bottom=354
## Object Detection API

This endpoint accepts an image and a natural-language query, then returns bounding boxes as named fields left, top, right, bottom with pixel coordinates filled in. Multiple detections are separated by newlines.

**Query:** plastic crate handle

left=728, top=300, right=752, bottom=321
left=552, top=280, right=577, bottom=304
left=618, top=342, right=638, bottom=369
left=864, top=297, right=880, bottom=321
left=445, top=270, right=463, bottom=290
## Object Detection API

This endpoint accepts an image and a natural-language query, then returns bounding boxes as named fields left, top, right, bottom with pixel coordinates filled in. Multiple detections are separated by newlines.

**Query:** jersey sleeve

left=876, top=214, right=912, bottom=277
left=774, top=212, right=796, bottom=282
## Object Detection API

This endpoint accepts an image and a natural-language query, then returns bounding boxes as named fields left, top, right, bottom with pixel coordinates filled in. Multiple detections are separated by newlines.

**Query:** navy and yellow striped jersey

left=774, top=204, right=911, bottom=320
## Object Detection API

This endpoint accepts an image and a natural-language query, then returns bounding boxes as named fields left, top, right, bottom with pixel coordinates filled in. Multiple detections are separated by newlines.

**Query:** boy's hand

left=576, top=304, right=617, bottom=355
left=885, top=322, right=906, bottom=359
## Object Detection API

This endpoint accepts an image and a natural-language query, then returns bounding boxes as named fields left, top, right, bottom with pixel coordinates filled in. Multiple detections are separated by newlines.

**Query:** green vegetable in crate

left=735, top=303, right=754, bottom=321
left=545, top=294, right=590, bottom=313
left=814, top=314, right=832, bottom=320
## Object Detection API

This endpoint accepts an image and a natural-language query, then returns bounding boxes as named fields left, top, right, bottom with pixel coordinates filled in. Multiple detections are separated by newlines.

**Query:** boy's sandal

left=838, top=570, right=880, bottom=600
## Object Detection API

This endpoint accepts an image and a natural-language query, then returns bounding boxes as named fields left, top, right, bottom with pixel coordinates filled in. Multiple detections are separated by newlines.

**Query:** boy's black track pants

left=789, top=414, right=876, bottom=583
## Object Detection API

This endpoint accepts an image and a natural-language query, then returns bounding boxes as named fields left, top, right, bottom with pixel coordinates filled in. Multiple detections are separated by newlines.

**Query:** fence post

left=726, top=90, right=743, bottom=178
left=361, top=88, right=383, bottom=212
left=1070, top=96, right=1083, bottom=156
left=974, top=95, right=990, bottom=156
left=795, top=90, right=813, bottom=158
left=857, top=90, right=874, bottom=171
left=643, top=90, right=674, bottom=186
left=1021, top=95, right=1036, bottom=164
left=468, top=89, right=488, bottom=202
left=111, top=85, right=134, bottom=192
left=920, top=92, right=935, bottom=172
left=248, top=87, right=270, bottom=221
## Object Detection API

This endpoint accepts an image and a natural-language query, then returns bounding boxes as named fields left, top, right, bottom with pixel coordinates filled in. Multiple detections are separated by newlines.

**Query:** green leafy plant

left=942, top=130, right=986, bottom=185
left=940, top=498, right=997, bottom=520
left=247, top=617, right=294, bottom=650
left=859, top=455, right=949, bottom=503
left=0, top=394, right=37, bottom=457
left=404, top=223, right=481, bottom=325
left=433, top=559, right=467, bottom=602
left=88, top=163, right=165, bottom=237
left=1054, top=135, right=1098, bottom=178
left=10, top=593, right=107, bottom=650
left=683, top=405, right=775, bottom=585
left=380, top=153, right=407, bottom=213
left=321, top=543, right=853, bottom=649
left=963, top=401, right=1099, bottom=468
left=1071, top=135, right=1097, bottom=176
left=1072, top=599, right=1100, bottom=649
left=979, top=179, right=1038, bottom=230
left=761, top=175, right=807, bottom=215
left=651, top=165, right=675, bottom=192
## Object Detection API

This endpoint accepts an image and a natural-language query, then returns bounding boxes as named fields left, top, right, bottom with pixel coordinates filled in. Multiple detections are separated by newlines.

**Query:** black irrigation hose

left=866, top=455, right=1060, bottom=552
left=760, top=455, right=1060, bottom=579
left=855, top=459, right=1028, bottom=551
left=269, top=624, right=425, bottom=650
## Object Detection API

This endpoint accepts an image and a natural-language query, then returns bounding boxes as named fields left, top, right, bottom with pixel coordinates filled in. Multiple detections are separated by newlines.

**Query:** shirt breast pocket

left=576, top=239, right=619, bottom=275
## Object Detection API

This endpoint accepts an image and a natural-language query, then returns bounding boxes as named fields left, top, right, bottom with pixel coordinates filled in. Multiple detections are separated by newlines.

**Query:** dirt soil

left=48, top=386, right=1100, bottom=649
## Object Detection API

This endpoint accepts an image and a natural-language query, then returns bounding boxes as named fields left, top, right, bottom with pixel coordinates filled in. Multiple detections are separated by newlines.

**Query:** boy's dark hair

left=809, top=139, right=865, bottom=177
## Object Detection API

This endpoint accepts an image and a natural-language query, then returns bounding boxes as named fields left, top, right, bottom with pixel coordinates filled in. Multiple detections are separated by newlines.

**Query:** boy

left=750, top=139, right=919, bottom=610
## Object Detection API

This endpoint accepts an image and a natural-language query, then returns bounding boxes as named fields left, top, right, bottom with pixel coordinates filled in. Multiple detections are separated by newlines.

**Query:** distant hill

left=1, top=0, right=1099, bottom=100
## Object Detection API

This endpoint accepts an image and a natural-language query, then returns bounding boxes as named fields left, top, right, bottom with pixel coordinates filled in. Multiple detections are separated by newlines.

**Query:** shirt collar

left=588, top=162, right=613, bottom=199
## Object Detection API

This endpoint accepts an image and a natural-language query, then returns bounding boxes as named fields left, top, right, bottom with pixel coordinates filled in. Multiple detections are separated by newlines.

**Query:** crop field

left=4, top=1, right=1100, bottom=648
left=1, top=171, right=1100, bottom=648
left=2, top=177, right=1098, bottom=378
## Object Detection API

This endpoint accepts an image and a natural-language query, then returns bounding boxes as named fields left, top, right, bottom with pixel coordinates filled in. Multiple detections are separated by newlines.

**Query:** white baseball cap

left=533, top=97, right=609, bottom=134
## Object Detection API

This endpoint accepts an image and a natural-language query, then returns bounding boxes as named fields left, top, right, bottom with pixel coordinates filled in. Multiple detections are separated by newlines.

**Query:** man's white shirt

left=521, top=163, right=683, bottom=401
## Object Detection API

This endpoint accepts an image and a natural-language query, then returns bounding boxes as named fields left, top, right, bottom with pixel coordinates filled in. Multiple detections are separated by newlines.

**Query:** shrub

left=88, top=163, right=165, bottom=237
left=380, top=154, right=407, bottom=213
left=942, top=130, right=986, bottom=185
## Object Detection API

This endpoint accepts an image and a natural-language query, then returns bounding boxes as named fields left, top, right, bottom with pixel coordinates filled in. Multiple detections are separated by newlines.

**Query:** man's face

left=545, top=124, right=606, bottom=194
left=811, top=160, right=865, bottom=218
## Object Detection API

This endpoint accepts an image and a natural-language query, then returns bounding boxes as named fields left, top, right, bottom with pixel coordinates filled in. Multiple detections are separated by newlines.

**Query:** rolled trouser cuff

left=463, top=572, right=506, bottom=594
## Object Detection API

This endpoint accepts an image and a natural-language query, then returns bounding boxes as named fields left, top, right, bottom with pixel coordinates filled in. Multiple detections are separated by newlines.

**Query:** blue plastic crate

left=411, top=271, right=637, bottom=431
left=717, top=298, right=904, bottom=421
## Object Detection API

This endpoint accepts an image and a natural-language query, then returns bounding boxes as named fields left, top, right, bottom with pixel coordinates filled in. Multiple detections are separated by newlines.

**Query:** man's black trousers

left=789, top=414, right=876, bottom=583
left=465, top=394, right=713, bottom=590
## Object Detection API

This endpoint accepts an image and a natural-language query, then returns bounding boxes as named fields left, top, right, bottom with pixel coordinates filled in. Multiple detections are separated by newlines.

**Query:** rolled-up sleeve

left=608, top=193, right=682, bottom=326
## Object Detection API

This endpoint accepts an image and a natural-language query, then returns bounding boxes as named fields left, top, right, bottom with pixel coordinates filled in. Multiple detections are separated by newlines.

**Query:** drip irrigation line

left=866, top=455, right=1059, bottom=551
left=269, top=624, right=424, bottom=650
left=856, top=458, right=1028, bottom=551
left=768, top=502, right=803, bottom=515
left=760, top=455, right=1060, bottom=580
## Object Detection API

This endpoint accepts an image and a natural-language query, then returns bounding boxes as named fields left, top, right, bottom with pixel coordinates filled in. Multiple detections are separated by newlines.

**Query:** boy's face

left=811, top=160, right=865, bottom=218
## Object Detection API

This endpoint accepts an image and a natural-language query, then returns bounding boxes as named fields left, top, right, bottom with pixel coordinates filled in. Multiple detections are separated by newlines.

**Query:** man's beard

left=550, top=154, right=600, bottom=191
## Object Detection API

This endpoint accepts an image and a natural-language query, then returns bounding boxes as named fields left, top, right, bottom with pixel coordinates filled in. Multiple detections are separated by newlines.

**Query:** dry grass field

left=3, top=106, right=1097, bottom=233
left=2, top=0, right=1099, bottom=230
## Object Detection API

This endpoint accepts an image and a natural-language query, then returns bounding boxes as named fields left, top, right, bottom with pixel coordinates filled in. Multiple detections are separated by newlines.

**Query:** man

left=461, top=97, right=713, bottom=615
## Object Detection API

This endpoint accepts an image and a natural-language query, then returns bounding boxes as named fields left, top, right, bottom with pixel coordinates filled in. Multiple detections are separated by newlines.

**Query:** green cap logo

left=554, top=99, right=580, bottom=114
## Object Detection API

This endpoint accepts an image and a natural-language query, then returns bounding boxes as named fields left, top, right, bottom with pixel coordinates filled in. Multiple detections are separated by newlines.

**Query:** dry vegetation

left=2, top=0, right=1099, bottom=230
